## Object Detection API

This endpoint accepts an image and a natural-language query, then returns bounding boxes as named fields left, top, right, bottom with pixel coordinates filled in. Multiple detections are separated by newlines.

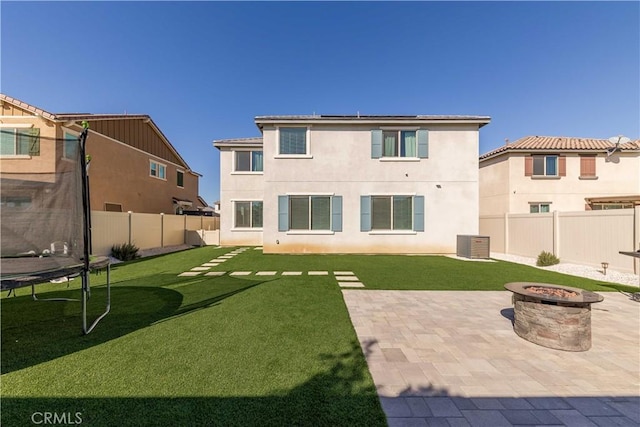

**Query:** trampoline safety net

left=1, top=130, right=85, bottom=282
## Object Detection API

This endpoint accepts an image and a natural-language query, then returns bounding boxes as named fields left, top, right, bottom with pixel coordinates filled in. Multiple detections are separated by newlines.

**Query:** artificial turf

left=1, top=246, right=635, bottom=426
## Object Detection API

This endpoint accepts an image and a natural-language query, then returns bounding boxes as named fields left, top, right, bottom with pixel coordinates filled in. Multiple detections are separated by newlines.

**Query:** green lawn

left=1, top=247, right=634, bottom=426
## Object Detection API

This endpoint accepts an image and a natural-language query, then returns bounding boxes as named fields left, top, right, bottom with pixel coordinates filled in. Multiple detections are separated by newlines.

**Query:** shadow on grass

left=1, top=339, right=387, bottom=427
left=1, top=275, right=266, bottom=374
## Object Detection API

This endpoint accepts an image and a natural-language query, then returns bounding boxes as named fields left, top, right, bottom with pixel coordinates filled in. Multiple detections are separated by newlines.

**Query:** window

left=529, top=203, right=550, bottom=213
left=63, top=131, right=78, bottom=159
left=177, top=170, right=184, bottom=187
left=150, top=160, right=166, bottom=179
left=1, top=195, right=32, bottom=209
left=382, top=131, right=417, bottom=157
left=235, top=150, right=263, bottom=172
left=592, top=203, right=633, bottom=210
left=0, top=127, right=40, bottom=156
left=361, top=195, right=424, bottom=232
left=580, top=155, right=597, bottom=178
left=278, top=195, right=342, bottom=232
left=234, top=201, right=263, bottom=228
left=279, top=128, right=307, bottom=155
left=532, top=155, right=557, bottom=176
left=371, top=129, right=428, bottom=159
left=371, top=196, right=413, bottom=230
left=105, top=203, right=123, bottom=212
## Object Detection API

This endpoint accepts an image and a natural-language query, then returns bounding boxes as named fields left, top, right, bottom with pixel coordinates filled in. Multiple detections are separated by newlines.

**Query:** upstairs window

left=150, top=160, right=166, bottom=179
left=533, top=155, right=557, bottom=176
left=382, top=131, right=416, bottom=157
left=235, top=150, right=263, bottom=172
left=525, top=155, right=565, bottom=177
left=580, top=155, right=597, bottom=178
left=371, top=129, right=428, bottom=159
left=0, top=127, right=40, bottom=156
left=63, top=131, right=78, bottom=159
left=279, top=128, right=307, bottom=155
left=177, top=170, right=184, bottom=187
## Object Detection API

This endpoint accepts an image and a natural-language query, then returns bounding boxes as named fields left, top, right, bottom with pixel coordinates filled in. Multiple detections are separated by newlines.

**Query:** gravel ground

left=491, top=252, right=640, bottom=288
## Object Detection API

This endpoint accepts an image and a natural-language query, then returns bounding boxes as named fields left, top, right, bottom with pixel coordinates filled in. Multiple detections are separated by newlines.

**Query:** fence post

left=553, top=210, right=560, bottom=258
left=635, top=206, right=640, bottom=274
left=160, top=213, right=164, bottom=248
left=504, top=212, right=509, bottom=254
left=128, top=211, right=133, bottom=245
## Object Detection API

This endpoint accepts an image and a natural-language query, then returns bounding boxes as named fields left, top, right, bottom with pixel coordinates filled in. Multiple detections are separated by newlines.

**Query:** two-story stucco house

left=0, top=94, right=204, bottom=215
left=479, top=136, right=640, bottom=215
left=214, top=114, right=490, bottom=254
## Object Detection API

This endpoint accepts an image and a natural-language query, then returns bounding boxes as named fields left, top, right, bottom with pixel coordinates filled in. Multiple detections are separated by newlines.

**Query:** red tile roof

left=480, top=136, right=640, bottom=160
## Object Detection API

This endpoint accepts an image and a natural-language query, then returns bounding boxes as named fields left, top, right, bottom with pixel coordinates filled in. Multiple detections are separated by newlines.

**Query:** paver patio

left=343, top=290, right=640, bottom=426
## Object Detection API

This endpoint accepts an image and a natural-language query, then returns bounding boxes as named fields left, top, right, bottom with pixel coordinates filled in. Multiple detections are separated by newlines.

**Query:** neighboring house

left=479, top=136, right=640, bottom=215
left=0, top=94, right=203, bottom=214
left=214, top=114, right=491, bottom=253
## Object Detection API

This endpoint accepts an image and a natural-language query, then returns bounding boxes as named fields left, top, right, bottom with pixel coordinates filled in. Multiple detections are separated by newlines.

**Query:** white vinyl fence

left=480, top=207, right=639, bottom=273
left=91, top=211, right=219, bottom=256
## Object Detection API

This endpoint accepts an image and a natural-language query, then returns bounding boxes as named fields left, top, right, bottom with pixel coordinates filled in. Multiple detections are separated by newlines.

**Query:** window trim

left=0, top=124, right=38, bottom=158
left=233, top=149, right=264, bottom=173
left=62, top=129, right=79, bottom=160
left=231, top=200, right=263, bottom=230
left=529, top=202, right=551, bottom=213
left=276, top=126, right=311, bottom=157
left=149, top=159, right=167, bottom=180
left=176, top=169, right=185, bottom=188
left=532, top=155, right=558, bottom=177
left=278, top=194, right=342, bottom=234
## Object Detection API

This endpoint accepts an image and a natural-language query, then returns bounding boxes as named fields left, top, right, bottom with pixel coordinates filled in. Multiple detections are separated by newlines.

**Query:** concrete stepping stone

left=256, top=271, right=277, bottom=276
left=254, top=247, right=263, bottom=250
left=334, top=271, right=354, bottom=275
left=178, top=272, right=201, bottom=277
left=219, top=255, right=234, bottom=259
left=282, top=271, right=302, bottom=276
left=338, top=282, right=364, bottom=287
left=204, top=271, right=226, bottom=276
left=336, top=276, right=360, bottom=281
left=230, top=271, right=251, bottom=276
left=191, top=267, right=210, bottom=271
left=213, top=259, right=226, bottom=262
left=308, top=271, right=329, bottom=275
left=202, top=263, right=220, bottom=267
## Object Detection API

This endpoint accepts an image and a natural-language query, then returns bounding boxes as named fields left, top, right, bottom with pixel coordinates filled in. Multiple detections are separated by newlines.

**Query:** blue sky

left=2, top=1, right=638, bottom=205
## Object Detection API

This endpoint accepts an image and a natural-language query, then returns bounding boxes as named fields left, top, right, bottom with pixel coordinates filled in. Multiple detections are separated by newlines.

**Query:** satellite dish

left=608, top=135, right=630, bottom=145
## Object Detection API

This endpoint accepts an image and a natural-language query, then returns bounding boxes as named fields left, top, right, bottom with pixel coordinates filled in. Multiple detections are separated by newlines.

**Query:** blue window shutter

left=371, top=130, right=382, bottom=159
left=413, top=196, right=424, bottom=232
left=331, top=196, right=342, bottom=232
left=360, top=196, right=371, bottom=232
left=417, top=130, right=429, bottom=158
left=278, top=195, right=289, bottom=231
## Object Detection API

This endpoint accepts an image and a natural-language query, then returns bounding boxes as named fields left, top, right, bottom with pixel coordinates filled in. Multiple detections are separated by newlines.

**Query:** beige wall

left=91, top=211, right=219, bottom=256
left=86, top=130, right=200, bottom=214
left=240, top=123, right=483, bottom=253
left=0, top=114, right=57, bottom=177
left=480, top=152, right=640, bottom=215
left=480, top=207, right=639, bottom=273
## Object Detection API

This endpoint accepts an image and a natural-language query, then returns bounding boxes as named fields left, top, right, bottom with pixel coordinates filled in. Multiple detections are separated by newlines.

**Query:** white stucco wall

left=257, top=123, right=481, bottom=254
left=218, top=146, right=264, bottom=246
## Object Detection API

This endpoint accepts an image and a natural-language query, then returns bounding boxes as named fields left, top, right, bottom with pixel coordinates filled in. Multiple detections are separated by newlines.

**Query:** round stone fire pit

left=504, top=282, right=604, bottom=351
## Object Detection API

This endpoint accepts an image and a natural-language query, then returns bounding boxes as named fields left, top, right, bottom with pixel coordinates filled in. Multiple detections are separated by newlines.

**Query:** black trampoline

left=1, top=125, right=110, bottom=334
